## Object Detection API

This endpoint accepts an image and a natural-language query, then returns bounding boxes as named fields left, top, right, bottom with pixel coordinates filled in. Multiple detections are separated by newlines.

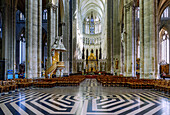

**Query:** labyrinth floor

left=0, top=79, right=170, bottom=115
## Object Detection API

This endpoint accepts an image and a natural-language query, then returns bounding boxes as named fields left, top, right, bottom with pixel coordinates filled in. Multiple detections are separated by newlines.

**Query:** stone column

left=8, top=5, right=13, bottom=71
left=47, top=3, right=54, bottom=69
left=32, top=0, right=38, bottom=78
left=63, top=0, right=70, bottom=75
left=52, top=8, right=56, bottom=44
left=132, top=6, right=136, bottom=77
left=124, top=0, right=127, bottom=76
left=155, top=0, right=159, bottom=78
left=113, top=0, right=121, bottom=75
left=106, top=0, right=113, bottom=73
left=26, top=0, right=43, bottom=78
left=126, top=0, right=133, bottom=77
left=143, top=0, right=150, bottom=79
left=25, top=0, right=33, bottom=78
left=139, top=0, right=144, bottom=78
left=1, top=3, right=16, bottom=79
left=126, top=0, right=130, bottom=76
left=150, top=0, right=156, bottom=79
left=141, top=0, right=156, bottom=79
left=112, top=0, right=116, bottom=74
left=72, top=0, right=78, bottom=73
left=2, top=5, right=9, bottom=80
left=55, top=1, right=59, bottom=37
left=25, top=0, right=28, bottom=78
left=12, top=5, right=17, bottom=79
left=37, top=0, right=42, bottom=78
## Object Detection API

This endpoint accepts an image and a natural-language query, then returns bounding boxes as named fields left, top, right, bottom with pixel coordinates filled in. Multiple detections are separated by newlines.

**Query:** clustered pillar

left=12, top=3, right=17, bottom=79
left=106, top=0, right=113, bottom=73
left=124, top=0, right=136, bottom=77
left=123, top=0, right=127, bottom=76
left=143, top=0, right=150, bottom=79
left=1, top=2, right=16, bottom=80
left=126, top=0, right=132, bottom=76
left=37, top=0, right=42, bottom=78
left=47, top=2, right=58, bottom=70
left=132, top=5, right=136, bottom=77
left=25, top=0, right=42, bottom=78
left=140, top=0, right=156, bottom=79
left=139, top=0, right=144, bottom=78
left=62, top=0, right=70, bottom=76
left=113, top=0, right=121, bottom=75
left=32, top=0, right=38, bottom=77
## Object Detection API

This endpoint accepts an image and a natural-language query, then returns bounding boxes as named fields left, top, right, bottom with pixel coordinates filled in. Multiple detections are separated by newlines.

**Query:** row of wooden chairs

left=0, top=80, right=17, bottom=93
left=97, top=76, right=170, bottom=93
left=97, top=76, right=136, bottom=87
left=33, top=79, right=56, bottom=88
left=15, top=79, right=33, bottom=88
left=56, top=78, right=85, bottom=86
left=28, top=75, right=85, bottom=88
left=44, top=76, right=85, bottom=86
left=0, top=76, right=85, bottom=93
left=154, top=80, right=170, bottom=93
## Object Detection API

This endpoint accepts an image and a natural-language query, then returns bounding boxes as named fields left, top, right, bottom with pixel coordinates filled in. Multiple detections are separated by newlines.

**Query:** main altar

left=86, top=52, right=98, bottom=73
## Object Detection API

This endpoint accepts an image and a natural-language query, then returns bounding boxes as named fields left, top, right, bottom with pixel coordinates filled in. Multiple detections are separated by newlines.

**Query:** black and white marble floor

left=0, top=79, right=170, bottom=115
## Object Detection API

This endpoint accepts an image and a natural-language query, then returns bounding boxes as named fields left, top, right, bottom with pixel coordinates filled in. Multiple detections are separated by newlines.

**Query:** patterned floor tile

left=0, top=79, right=169, bottom=115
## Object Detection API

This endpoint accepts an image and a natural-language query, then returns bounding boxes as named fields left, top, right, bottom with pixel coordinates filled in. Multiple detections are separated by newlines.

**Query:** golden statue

left=87, top=50, right=98, bottom=72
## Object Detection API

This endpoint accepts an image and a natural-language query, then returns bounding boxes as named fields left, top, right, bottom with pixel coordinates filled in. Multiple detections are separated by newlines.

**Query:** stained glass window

left=90, top=15, right=95, bottom=34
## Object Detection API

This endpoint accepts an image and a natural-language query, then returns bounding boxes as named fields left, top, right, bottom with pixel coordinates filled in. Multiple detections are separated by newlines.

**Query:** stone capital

left=124, top=0, right=136, bottom=11
left=46, top=2, right=58, bottom=10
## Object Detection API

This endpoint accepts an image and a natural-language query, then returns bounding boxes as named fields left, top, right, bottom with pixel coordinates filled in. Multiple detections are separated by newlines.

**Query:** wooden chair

left=112, top=78, right=117, bottom=86
left=27, top=79, right=33, bottom=87
left=102, top=79, right=107, bottom=86
left=130, top=79, right=136, bottom=89
left=154, top=80, right=162, bottom=90
left=147, top=79, right=155, bottom=89
left=0, top=81, right=5, bottom=93
left=158, top=80, right=166, bottom=91
left=17, top=79, right=23, bottom=88
left=166, top=81, right=170, bottom=93
left=8, top=80, right=17, bottom=90
left=3, top=81, right=10, bottom=92
left=116, top=78, right=122, bottom=87
left=121, top=78, right=127, bottom=87
left=107, top=78, right=112, bottom=86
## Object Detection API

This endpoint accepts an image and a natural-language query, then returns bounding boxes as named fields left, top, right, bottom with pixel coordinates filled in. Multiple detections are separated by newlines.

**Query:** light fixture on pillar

left=99, top=41, right=102, bottom=59
left=20, top=34, right=26, bottom=43
left=59, top=22, right=65, bottom=26
left=82, top=44, right=85, bottom=59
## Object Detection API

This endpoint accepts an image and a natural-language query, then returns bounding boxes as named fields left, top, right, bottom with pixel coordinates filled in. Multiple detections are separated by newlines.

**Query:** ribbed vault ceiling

left=79, top=0, right=105, bottom=20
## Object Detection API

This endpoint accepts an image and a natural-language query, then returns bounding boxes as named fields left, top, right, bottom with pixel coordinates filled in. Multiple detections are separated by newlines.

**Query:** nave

left=0, top=79, right=170, bottom=115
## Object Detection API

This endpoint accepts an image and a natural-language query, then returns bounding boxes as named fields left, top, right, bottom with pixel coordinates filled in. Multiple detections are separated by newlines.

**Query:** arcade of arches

left=0, top=0, right=170, bottom=114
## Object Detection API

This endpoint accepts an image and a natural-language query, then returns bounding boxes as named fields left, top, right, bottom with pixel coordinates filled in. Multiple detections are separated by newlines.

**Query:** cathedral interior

left=0, top=0, right=170, bottom=114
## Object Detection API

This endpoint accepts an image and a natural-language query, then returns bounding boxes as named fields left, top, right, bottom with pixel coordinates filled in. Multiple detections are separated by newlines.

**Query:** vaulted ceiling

left=14, top=0, right=170, bottom=20
left=158, top=0, right=170, bottom=18
left=79, top=0, right=106, bottom=21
